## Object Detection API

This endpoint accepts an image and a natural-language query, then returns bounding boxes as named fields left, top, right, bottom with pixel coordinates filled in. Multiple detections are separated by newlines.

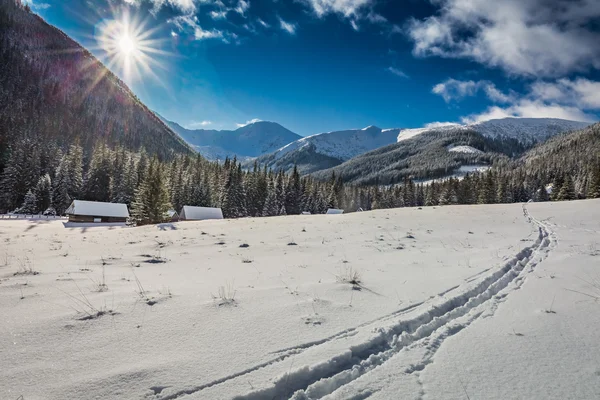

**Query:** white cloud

left=257, top=18, right=270, bottom=28
left=170, top=15, right=227, bottom=41
left=210, top=10, right=228, bottom=19
left=408, top=0, right=600, bottom=77
left=530, top=79, right=600, bottom=110
left=433, top=77, right=600, bottom=124
left=432, top=79, right=514, bottom=103
left=187, top=120, right=213, bottom=128
left=432, top=79, right=480, bottom=102
left=350, top=20, right=359, bottom=31
left=279, top=17, right=297, bottom=35
left=235, top=0, right=250, bottom=15
left=387, top=67, right=408, bottom=79
left=150, top=0, right=197, bottom=13
left=302, top=0, right=373, bottom=18
left=236, top=118, right=262, bottom=128
left=462, top=101, right=597, bottom=124
left=194, top=27, right=224, bottom=40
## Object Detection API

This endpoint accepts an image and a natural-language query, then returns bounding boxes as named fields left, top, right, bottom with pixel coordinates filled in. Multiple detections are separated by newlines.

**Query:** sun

left=118, top=33, right=136, bottom=56
left=94, top=8, right=169, bottom=83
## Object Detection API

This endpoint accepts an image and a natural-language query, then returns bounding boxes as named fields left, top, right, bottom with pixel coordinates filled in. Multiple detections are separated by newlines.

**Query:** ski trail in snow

left=154, top=204, right=556, bottom=400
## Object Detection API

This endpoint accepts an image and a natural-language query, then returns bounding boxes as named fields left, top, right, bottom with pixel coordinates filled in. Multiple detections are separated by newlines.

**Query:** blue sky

left=27, top=0, right=600, bottom=136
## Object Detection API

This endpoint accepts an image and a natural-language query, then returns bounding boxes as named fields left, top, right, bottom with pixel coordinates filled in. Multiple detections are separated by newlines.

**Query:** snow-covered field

left=1, top=200, right=599, bottom=400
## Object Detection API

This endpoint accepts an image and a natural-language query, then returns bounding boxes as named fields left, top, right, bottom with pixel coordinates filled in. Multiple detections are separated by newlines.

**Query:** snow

left=397, top=124, right=462, bottom=142
left=447, top=144, right=484, bottom=154
left=64, top=200, right=130, bottom=218
left=1, top=200, right=599, bottom=400
left=271, top=126, right=402, bottom=163
left=326, top=209, right=344, bottom=215
left=397, top=118, right=590, bottom=143
left=413, top=164, right=491, bottom=185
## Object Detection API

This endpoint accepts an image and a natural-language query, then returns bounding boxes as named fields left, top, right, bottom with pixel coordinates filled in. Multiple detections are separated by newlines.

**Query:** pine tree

left=66, top=143, right=83, bottom=199
left=556, top=175, right=576, bottom=201
left=477, top=173, right=495, bottom=204
left=275, top=171, right=285, bottom=212
left=550, top=174, right=564, bottom=201
left=52, top=157, right=72, bottom=215
left=84, top=143, right=112, bottom=202
left=221, top=164, right=247, bottom=218
left=34, top=173, right=52, bottom=213
left=130, top=157, right=172, bottom=225
left=0, top=137, right=41, bottom=210
left=587, top=165, right=600, bottom=199
left=535, top=180, right=550, bottom=202
left=284, top=165, right=301, bottom=215
left=17, top=190, right=38, bottom=214
left=262, top=176, right=279, bottom=217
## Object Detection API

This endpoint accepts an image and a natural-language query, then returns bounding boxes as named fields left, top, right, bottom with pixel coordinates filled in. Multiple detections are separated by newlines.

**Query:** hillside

left=251, top=126, right=402, bottom=174
left=163, top=118, right=301, bottom=160
left=397, top=118, right=590, bottom=144
left=314, top=118, right=592, bottom=185
left=0, top=0, right=192, bottom=168
left=519, top=122, right=600, bottom=172
left=313, top=129, right=526, bottom=185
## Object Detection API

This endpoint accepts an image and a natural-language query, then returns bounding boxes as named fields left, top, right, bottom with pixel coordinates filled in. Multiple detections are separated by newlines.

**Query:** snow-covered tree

left=130, top=157, right=172, bottom=225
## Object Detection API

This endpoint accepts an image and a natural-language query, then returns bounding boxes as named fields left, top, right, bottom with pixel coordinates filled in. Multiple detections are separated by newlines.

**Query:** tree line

left=2, top=124, right=598, bottom=225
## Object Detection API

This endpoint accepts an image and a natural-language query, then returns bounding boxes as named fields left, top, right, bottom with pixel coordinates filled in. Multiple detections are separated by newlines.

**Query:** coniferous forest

left=1, top=122, right=599, bottom=225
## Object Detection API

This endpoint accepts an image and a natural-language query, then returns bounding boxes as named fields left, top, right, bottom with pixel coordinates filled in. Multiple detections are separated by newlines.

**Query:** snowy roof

left=326, top=208, right=344, bottom=215
left=180, top=206, right=224, bottom=220
left=65, top=200, right=129, bottom=218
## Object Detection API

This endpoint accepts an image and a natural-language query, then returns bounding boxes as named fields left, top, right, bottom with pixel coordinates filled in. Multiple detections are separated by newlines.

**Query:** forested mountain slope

left=312, top=129, right=526, bottom=185
left=0, top=0, right=192, bottom=169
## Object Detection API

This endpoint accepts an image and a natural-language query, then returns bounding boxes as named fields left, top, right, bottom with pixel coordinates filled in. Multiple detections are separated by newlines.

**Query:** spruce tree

left=130, top=157, right=172, bottom=225
left=34, top=173, right=52, bottom=213
left=284, top=165, right=301, bottom=215
left=66, top=143, right=83, bottom=199
left=84, top=143, right=112, bottom=202
left=557, top=175, right=576, bottom=201
left=52, top=162, right=71, bottom=215
left=262, top=176, right=279, bottom=217
left=587, top=165, right=600, bottom=199
left=17, top=190, right=38, bottom=214
left=535, top=180, right=550, bottom=202
left=477, top=173, right=495, bottom=204
left=221, top=164, right=247, bottom=218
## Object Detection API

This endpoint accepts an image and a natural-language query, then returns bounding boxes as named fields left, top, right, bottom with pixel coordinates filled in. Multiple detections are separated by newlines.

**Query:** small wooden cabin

left=179, top=206, right=224, bottom=221
left=166, top=209, right=179, bottom=222
left=326, top=208, right=344, bottom=215
left=65, top=200, right=129, bottom=223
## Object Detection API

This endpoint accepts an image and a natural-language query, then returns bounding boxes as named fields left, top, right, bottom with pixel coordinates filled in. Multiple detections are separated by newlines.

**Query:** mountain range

left=312, top=118, right=592, bottom=185
left=164, top=115, right=591, bottom=179
left=161, top=118, right=301, bottom=161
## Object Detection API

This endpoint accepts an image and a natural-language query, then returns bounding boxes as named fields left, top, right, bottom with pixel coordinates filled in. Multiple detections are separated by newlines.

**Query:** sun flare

left=118, top=33, right=136, bottom=55
left=95, top=9, right=168, bottom=83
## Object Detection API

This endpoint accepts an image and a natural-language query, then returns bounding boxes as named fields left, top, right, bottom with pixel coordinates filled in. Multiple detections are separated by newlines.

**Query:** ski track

left=154, top=204, right=556, bottom=400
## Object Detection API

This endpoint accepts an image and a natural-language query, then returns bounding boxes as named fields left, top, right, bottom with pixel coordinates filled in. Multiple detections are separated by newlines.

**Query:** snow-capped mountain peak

left=251, top=125, right=404, bottom=174
left=397, top=117, right=591, bottom=143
